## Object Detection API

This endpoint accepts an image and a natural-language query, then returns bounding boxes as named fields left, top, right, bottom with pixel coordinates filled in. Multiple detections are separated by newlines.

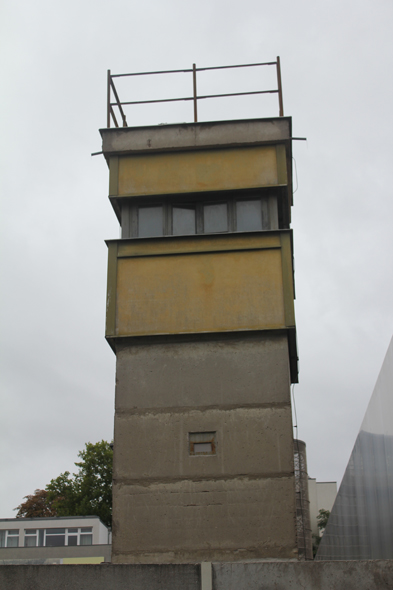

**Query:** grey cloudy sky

left=1, top=0, right=392, bottom=517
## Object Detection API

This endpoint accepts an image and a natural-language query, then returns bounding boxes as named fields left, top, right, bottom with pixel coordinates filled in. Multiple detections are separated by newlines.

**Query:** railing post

left=276, top=56, right=284, bottom=117
left=192, top=63, right=198, bottom=123
left=107, top=70, right=111, bottom=128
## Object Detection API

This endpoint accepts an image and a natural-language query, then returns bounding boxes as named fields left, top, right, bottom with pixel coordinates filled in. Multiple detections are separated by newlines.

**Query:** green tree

left=45, top=440, right=113, bottom=528
left=313, top=508, right=331, bottom=557
left=15, top=489, right=58, bottom=518
left=317, top=508, right=330, bottom=533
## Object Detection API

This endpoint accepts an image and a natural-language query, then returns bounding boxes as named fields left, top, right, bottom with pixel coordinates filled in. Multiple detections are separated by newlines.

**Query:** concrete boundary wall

left=0, top=563, right=200, bottom=590
left=212, top=561, right=393, bottom=590
left=1, top=561, right=393, bottom=590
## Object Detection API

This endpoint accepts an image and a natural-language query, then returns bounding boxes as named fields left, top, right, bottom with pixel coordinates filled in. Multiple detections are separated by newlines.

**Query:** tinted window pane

left=172, top=206, right=196, bottom=235
left=67, top=536, right=78, bottom=546
left=46, top=535, right=65, bottom=547
left=7, top=537, right=19, bottom=548
left=236, top=200, right=262, bottom=231
left=194, top=443, right=213, bottom=454
left=25, top=529, right=36, bottom=535
left=25, top=537, right=37, bottom=547
left=80, top=534, right=93, bottom=546
left=46, top=529, right=65, bottom=534
left=204, top=203, right=228, bottom=233
left=80, top=527, right=92, bottom=533
left=7, top=530, right=19, bottom=535
left=138, top=206, right=163, bottom=237
left=67, top=528, right=78, bottom=533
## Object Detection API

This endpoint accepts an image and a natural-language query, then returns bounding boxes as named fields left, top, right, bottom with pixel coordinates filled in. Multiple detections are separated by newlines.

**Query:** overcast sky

left=1, top=0, right=392, bottom=518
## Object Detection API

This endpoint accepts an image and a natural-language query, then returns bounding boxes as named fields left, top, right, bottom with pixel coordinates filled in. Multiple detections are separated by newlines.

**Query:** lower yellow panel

left=117, top=146, right=278, bottom=196
left=116, top=249, right=285, bottom=336
left=62, top=557, right=105, bottom=564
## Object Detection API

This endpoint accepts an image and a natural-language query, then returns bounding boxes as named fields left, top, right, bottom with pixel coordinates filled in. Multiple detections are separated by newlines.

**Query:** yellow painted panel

left=117, top=232, right=281, bottom=259
left=118, top=146, right=278, bottom=197
left=62, top=557, right=105, bottom=564
left=116, top=249, right=285, bottom=336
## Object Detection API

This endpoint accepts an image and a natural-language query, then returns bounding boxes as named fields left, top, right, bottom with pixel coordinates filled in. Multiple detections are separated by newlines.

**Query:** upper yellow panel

left=115, top=249, right=285, bottom=336
left=117, top=146, right=278, bottom=197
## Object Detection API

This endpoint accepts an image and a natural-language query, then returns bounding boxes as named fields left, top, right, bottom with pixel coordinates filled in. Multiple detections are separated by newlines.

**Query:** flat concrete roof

left=100, top=117, right=292, bottom=157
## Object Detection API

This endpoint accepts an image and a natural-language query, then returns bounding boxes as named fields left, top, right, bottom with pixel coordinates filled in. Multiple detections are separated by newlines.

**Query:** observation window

left=120, top=193, right=279, bottom=239
left=189, top=432, right=216, bottom=456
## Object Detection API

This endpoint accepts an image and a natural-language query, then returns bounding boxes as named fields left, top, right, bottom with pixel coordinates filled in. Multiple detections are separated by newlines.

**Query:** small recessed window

left=236, top=200, right=263, bottom=231
left=138, top=206, right=164, bottom=237
left=203, top=203, right=228, bottom=233
left=173, top=206, right=196, bottom=235
left=189, top=432, right=216, bottom=455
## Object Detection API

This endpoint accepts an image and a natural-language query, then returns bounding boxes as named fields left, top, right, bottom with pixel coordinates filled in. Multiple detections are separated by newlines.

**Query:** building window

left=203, top=203, right=228, bottom=233
left=121, top=193, right=279, bottom=239
left=236, top=200, right=263, bottom=231
left=22, top=527, right=94, bottom=547
left=24, top=529, right=38, bottom=547
left=138, top=205, right=164, bottom=237
left=172, top=205, right=196, bottom=235
left=189, top=432, right=216, bottom=456
left=0, top=530, right=19, bottom=547
left=45, top=528, right=65, bottom=547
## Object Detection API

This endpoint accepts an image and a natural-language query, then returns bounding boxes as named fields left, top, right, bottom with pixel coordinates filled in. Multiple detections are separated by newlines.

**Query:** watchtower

left=101, top=59, right=299, bottom=563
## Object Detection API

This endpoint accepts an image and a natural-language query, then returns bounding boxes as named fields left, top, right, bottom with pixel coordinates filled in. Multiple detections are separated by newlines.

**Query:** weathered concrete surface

left=114, top=406, right=293, bottom=480
left=1, top=561, right=391, bottom=590
left=100, top=117, right=291, bottom=155
left=112, top=477, right=297, bottom=563
left=0, top=563, right=200, bottom=590
left=115, top=334, right=291, bottom=410
left=112, top=332, right=296, bottom=563
left=212, top=561, right=393, bottom=590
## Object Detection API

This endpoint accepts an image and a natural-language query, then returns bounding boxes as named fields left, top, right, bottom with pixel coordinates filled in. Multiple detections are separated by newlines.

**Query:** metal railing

left=106, top=57, right=284, bottom=128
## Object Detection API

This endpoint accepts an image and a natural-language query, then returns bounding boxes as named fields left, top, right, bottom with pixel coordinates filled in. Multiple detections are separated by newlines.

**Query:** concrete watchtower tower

left=101, top=60, right=299, bottom=563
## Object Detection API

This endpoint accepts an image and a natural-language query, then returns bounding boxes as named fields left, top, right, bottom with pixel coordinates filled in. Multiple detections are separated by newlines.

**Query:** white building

left=0, top=516, right=111, bottom=564
left=308, top=479, right=337, bottom=538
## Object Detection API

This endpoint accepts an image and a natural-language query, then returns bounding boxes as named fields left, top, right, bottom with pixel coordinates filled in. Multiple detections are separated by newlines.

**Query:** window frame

left=189, top=432, right=217, bottom=456
left=120, top=191, right=279, bottom=239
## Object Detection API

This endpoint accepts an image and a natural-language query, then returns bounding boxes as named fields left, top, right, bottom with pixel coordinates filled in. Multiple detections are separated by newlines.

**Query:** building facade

left=101, top=117, right=299, bottom=563
left=0, top=516, right=111, bottom=564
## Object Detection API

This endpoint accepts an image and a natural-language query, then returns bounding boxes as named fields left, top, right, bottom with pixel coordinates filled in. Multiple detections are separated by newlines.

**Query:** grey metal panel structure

left=316, top=337, right=393, bottom=559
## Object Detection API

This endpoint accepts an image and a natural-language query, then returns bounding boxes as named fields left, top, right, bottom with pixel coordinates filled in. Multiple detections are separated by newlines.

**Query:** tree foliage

left=313, top=508, right=331, bottom=558
left=15, top=489, right=57, bottom=518
left=15, top=441, right=113, bottom=528
left=317, top=508, right=331, bottom=532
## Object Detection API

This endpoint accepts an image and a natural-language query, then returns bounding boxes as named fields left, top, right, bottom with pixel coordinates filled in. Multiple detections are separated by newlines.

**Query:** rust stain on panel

left=116, top=249, right=285, bottom=336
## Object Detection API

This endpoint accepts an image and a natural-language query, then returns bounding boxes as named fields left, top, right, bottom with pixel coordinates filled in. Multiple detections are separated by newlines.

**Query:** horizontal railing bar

left=196, top=61, right=276, bottom=72
left=115, top=96, right=194, bottom=106
left=196, top=89, right=278, bottom=99
left=112, top=68, right=192, bottom=78
left=111, top=61, right=276, bottom=79
left=111, top=89, right=278, bottom=107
